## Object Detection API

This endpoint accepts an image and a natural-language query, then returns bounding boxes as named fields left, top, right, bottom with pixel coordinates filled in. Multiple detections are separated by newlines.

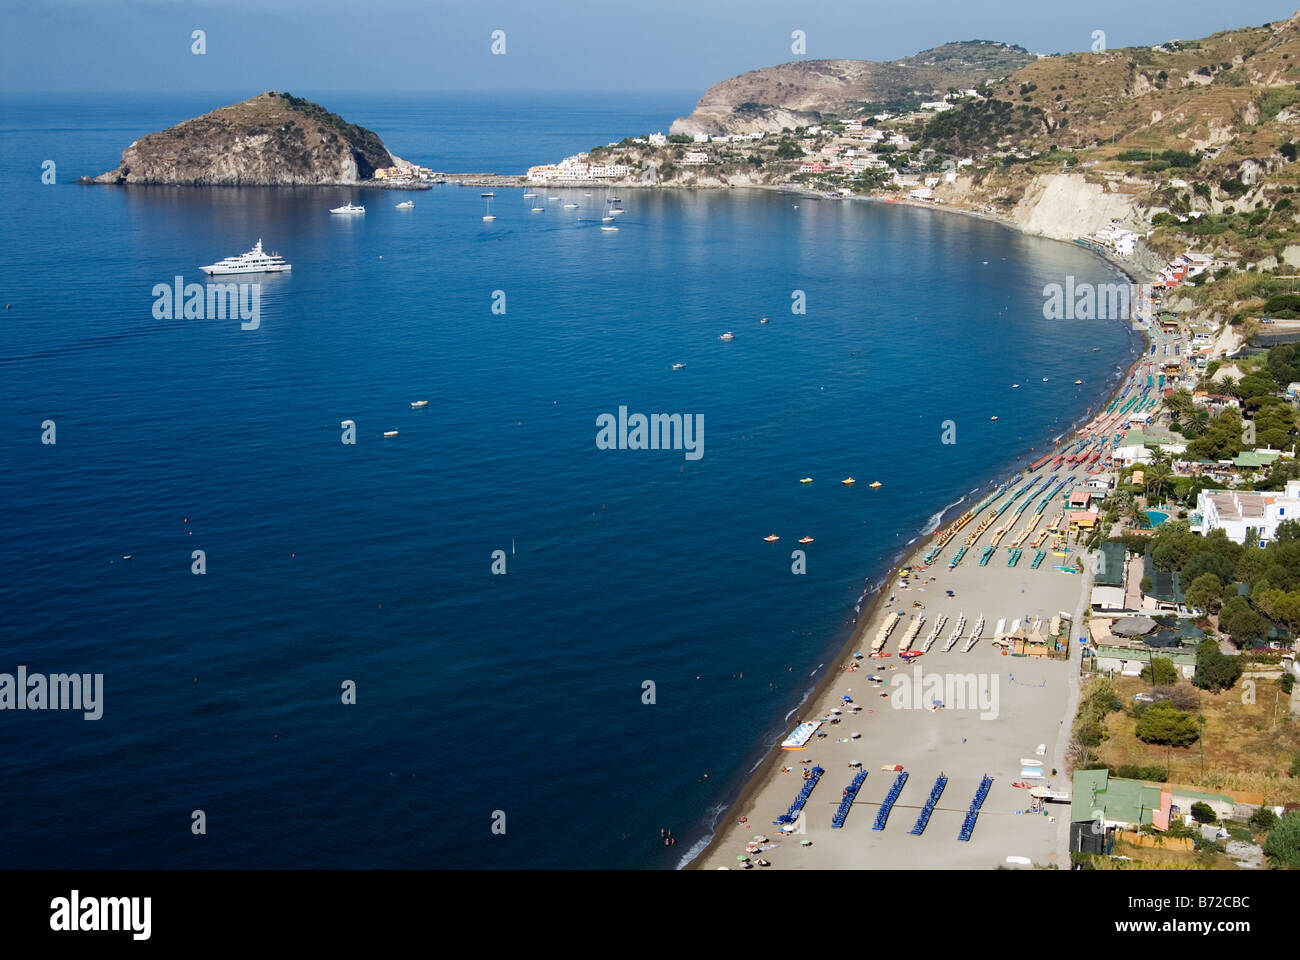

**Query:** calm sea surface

left=0, top=92, right=1139, bottom=868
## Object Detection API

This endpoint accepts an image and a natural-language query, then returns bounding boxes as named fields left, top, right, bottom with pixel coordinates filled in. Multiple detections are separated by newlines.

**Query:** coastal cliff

left=83, top=92, right=395, bottom=186
left=669, top=42, right=1036, bottom=136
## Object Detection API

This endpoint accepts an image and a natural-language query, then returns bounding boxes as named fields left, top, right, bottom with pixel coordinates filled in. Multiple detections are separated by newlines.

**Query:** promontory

left=81, top=91, right=398, bottom=186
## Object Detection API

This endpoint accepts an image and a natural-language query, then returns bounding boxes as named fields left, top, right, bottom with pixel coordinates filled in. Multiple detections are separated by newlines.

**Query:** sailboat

left=481, top=193, right=496, bottom=221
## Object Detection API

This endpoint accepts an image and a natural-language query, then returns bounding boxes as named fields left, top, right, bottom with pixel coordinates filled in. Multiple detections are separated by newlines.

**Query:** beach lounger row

left=872, top=769, right=909, bottom=831
left=958, top=774, right=994, bottom=842
left=908, top=773, right=948, bottom=836
left=830, top=770, right=868, bottom=829
left=774, top=765, right=824, bottom=825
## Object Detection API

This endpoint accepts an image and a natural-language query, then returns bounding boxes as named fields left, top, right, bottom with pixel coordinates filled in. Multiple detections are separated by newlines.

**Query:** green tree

left=1263, top=811, right=1300, bottom=869
left=1185, top=572, right=1224, bottom=614
left=1145, top=459, right=1174, bottom=503
left=1134, top=700, right=1201, bottom=746
left=1219, top=594, right=1268, bottom=647
left=1194, top=637, right=1243, bottom=691
left=1142, top=656, right=1179, bottom=686
left=1190, top=801, right=1216, bottom=823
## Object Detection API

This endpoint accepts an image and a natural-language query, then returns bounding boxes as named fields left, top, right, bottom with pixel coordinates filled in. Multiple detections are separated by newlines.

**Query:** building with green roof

left=1070, top=770, right=1164, bottom=853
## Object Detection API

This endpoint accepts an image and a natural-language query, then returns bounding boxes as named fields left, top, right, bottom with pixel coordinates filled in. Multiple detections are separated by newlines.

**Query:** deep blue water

left=0, top=93, right=1140, bottom=868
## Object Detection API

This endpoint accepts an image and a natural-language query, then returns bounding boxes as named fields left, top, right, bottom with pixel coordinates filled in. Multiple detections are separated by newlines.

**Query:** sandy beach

left=688, top=201, right=1157, bottom=871
left=696, top=453, right=1100, bottom=869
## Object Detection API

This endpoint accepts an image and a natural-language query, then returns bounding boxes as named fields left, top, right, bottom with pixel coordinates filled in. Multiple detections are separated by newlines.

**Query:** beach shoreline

left=682, top=206, right=1153, bottom=871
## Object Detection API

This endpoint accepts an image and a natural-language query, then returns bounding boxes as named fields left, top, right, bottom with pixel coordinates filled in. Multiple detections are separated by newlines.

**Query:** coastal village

left=675, top=23, right=1300, bottom=872
left=366, top=18, right=1300, bottom=872
left=90, top=28, right=1300, bottom=872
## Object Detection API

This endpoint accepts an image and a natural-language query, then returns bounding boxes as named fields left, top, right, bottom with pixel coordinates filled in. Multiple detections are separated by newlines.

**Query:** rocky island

left=81, top=91, right=404, bottom=186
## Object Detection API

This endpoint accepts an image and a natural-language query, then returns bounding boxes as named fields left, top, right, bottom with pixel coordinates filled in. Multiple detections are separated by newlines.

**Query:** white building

left=1193, top=480, right=1300, bottom=547
left=920, top=101, right=954, bottom=112
left=1113, top=444, right=1152, bottom=467
left=693, top=133, right=710, bottom=144
left=648, top=132, right=668, bottom=146
left=679, top=150, right=710, bottom=166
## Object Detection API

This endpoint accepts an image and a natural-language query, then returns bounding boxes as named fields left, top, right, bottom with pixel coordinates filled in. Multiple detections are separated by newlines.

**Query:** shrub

left=1115, top=764, right=1169, bottom=782
left=1264, top=811, right=1300, bottom=868
left=1135, top=701, right=1201, bottom=746
left=1190, top=801, right=1216, bottom=823
left=1142, top=656, right=1179, bottom=686
left=1249, top=806, right=1279, bottom=831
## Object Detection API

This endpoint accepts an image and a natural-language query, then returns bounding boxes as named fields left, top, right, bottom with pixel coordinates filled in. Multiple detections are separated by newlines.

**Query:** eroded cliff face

left=1010, top=174, right=1141, bottom=240
left=87, top=92, right=394, bottom=185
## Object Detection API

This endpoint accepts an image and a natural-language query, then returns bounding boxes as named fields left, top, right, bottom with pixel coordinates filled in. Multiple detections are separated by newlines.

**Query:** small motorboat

left=899, top=651, right=923, bottom=661
left=671, top=363, right=685, bottom=371
left=523, top=193, right=537, bottom=198
left=991, top=415, right=999, bottom=421
left=798, top=536, right=814, bottom=544
left=799, top=477, right=813, bottom=484
left=600, top=225, right=618, bottom=231
left=760, top=317, right=770, bottom=324
left=1042, top=377, right=1049, bottom=382
left=563, top=203, right=578, bottom=209
left=383, top=430, right=399, bottom=437
left=719, top=331, right=735, bottom=341
left=880, top=764, right=903, bottom=772
left=869, top=481, right=882, bottom=488
left=410, top=400, right=429, bottom=409
left=1012, top=384, right=1020, bottom=388
left=1075, top=379, right=1083, bottom=384
left=763, top=534, right=780, bottom=543
left=842, top=477, right=856, bottom=486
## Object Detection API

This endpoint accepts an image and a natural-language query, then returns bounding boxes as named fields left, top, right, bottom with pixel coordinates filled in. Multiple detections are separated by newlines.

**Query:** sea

left=0, top=91, right=1142, bottom=868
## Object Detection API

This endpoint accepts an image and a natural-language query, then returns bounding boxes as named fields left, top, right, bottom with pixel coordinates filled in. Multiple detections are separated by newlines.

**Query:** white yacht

left=330, top=203, right=365, bottom=215
left=395, top=200, right=415, bottom=210
left=199, top=239, right=291, bottom=275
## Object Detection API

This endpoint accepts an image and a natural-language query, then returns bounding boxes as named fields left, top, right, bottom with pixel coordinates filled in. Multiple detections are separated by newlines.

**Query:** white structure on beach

left=1192, top=480, right=1300, bottom=547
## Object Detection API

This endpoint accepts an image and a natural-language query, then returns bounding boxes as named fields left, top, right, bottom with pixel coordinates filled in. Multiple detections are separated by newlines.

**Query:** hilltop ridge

left=83, top=91, right=396, bottom=186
